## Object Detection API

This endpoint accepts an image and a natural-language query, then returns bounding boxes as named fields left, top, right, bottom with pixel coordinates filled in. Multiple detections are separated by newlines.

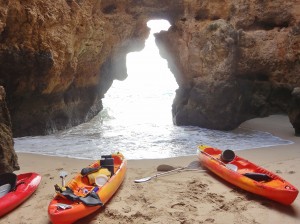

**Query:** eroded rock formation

left=0, top=0, right=146, bottom=136
left=156, top=0, right=300, bottom=131
left=0, top=86, right=19, bottom=174
left=0, top=0, right=299, bottom=138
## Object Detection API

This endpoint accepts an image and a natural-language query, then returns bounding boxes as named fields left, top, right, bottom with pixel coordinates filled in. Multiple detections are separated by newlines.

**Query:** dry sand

left=1, top=115, right=299, bottom=224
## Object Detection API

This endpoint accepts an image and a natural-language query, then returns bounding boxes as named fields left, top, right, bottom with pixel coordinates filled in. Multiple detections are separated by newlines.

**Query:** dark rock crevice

left=288, top=87, right=300, bottom=136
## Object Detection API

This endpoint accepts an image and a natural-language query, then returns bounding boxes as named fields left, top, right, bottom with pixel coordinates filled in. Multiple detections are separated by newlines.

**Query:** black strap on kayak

left=55, top=186, right=80, bottom=201
left=243, top=173, right=272, bottom=182
left=101, top=155, right=112, bottom=159
left=81, top=154, right=113, bottom=176
left=80, top=167, right=101, bottom=176
left=79, top=191, right=103, bottom=206
left=100, top=158, right=115, bottom=176
left=55, top=185, right=103, bottom=206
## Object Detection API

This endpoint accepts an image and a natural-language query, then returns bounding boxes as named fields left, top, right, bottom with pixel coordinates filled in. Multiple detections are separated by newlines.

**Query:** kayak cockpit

left=0, top=173, right=17, bottom=198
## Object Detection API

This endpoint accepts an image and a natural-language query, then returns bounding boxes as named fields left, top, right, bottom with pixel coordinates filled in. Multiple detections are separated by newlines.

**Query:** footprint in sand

left=122, top=206, right=131, bottom=213
left=205, top=218, right=215, bottom=223
left=171, top=202, right=197, bottom=212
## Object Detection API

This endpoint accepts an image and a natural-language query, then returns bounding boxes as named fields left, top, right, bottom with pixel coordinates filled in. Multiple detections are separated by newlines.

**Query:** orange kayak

left=48, top=152, right=127, bottom=224
left=198, top=145, right=298, bottom=205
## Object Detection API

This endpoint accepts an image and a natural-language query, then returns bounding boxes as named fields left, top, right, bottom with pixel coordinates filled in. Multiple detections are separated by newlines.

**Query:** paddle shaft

left=134, top=161, right=207, bottom=183
left=134, top=167, right=187, bottom=183
left=153, top=167, right=186, bottom=179
left=200, top=151, right=226, bottom=165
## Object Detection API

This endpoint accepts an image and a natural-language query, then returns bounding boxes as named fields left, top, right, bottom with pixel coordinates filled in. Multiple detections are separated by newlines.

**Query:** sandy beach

left=1, top=115, right=299, bottom=224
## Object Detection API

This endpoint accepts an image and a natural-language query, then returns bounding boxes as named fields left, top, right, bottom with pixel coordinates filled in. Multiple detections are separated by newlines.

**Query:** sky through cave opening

left=102, top=19, right=178, bottom=126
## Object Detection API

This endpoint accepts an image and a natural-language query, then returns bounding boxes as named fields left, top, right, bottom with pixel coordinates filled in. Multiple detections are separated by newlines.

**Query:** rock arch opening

left=102, top=19, right=178, bottom=126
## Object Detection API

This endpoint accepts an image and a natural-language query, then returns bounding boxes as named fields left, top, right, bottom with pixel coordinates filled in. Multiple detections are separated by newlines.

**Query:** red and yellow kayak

left=0, top=172, right=42, bottom=217
left=198, top=145, right=298, bottom=205
left=48, top=152, right=127, bottom=224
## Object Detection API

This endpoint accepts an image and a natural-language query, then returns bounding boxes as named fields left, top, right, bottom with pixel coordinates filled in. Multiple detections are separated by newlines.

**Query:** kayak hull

left=198, top=145, right=298, bottom=205
left=0, top=172, right=42, bottom=217
left=48, top=153, right=127, bottom=224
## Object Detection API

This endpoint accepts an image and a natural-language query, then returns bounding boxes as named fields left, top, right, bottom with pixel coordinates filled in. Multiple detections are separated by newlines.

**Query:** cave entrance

left=102, top=19, right=178, bottom=126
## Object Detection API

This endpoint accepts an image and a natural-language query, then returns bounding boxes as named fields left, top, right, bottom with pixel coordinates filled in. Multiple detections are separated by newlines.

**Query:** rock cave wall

left=0, top=86, right=19, bottom=174
left=155, top=0, right=300, bottom=131
left=0, top=0, right=299, bottom=142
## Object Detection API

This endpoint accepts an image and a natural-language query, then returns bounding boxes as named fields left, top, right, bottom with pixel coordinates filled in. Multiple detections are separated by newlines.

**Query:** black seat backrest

left=0, top=173, right=17, bottom=191
left=101, top=155, right=112, bottom=159
left=100, top=158, right=115, bottom=175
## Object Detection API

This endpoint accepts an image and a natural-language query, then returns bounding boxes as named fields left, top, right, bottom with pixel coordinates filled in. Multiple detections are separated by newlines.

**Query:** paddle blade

left=134, top=176, right=152, bottom=183
left=59, top=171, right=68, bottom=178
left=157, top=164, right=176, bottom=172
left=59, top=171, right=68, bottom=187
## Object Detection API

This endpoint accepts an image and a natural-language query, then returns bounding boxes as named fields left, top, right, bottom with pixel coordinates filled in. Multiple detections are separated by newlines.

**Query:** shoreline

left=13, top=115, right=294, bottom=162
left=2, top=115, right=300, bottom=223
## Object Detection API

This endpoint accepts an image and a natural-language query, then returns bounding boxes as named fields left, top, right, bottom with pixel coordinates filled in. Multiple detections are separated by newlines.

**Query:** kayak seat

left=100, top=158, right=115, bottom=176
left=0, top=173, right=17, bottom=198
left=243, top=173, right=272, bottom=182
left=101, top=155, right=112, bottom=159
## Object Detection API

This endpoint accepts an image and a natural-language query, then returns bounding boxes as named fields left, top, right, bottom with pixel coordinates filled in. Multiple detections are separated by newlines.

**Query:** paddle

left=134, top=162, right=206, bottom=183
left=200, top=151, right=238, bottom=172
left=59, top=171, right=68, bottom=187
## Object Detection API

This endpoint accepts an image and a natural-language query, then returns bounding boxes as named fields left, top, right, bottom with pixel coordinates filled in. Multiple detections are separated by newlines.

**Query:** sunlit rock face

left=0, top=0, right=172, bottom=136
left=0, top=0, right=299, bottom=136
left=0, top=86, right=19, bottom=173
left=156, top=0, right=300, bottom=132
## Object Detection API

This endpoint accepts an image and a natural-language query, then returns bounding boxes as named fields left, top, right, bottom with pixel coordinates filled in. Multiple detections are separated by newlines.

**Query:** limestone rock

left=156, top=0, right=300, bottom=133
left=0, top=0, right=180, bottom=137
left=0, top=0, right=299, bottom=137
left=0, top=86, right=19, bottom=174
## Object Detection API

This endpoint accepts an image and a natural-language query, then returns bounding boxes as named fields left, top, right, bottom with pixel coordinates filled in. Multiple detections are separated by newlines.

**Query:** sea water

left=13, top=20, right=292, bottom=160
left=13, top=109, right=292, bottom=160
